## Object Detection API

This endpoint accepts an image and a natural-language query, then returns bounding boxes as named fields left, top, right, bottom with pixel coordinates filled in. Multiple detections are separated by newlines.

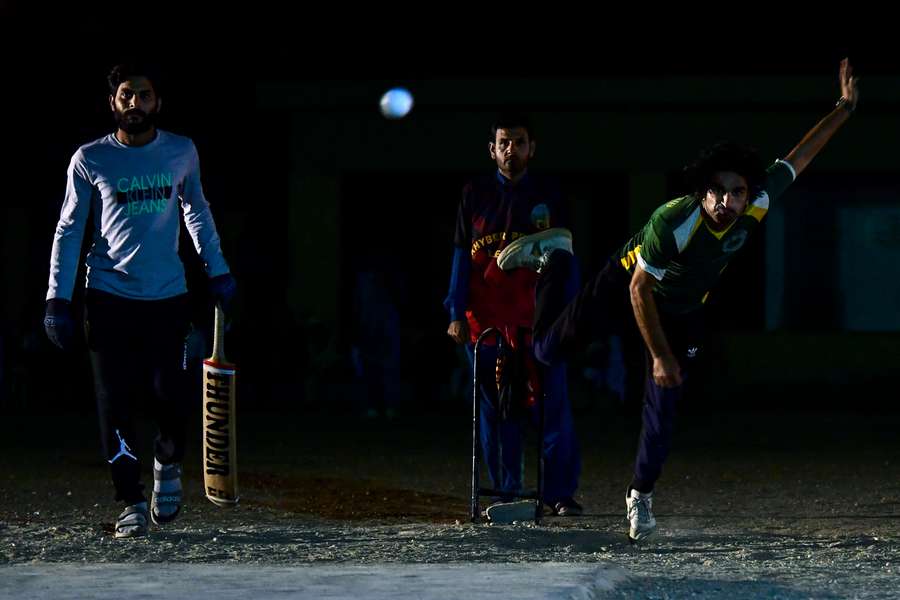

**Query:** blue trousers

left=631, top=310, right=703, bottom=491
left=532, top=250, right=703, bottom=494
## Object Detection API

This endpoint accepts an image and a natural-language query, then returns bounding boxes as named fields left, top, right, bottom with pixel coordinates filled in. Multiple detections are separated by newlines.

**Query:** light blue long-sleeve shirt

left=47, top=130, right=230, bottom=301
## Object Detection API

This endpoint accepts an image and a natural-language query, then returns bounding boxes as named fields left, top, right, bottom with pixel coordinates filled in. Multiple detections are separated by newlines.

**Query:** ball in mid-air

left=379, top=87, right=414, bottom=119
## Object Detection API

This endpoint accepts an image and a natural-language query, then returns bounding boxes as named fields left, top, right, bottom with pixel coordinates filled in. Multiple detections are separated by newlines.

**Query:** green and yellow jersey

left=618, top=160, right=796, bottom=314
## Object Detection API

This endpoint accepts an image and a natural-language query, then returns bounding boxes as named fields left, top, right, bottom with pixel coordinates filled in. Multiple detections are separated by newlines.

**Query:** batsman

left=44, top=62, right=236, bottom=538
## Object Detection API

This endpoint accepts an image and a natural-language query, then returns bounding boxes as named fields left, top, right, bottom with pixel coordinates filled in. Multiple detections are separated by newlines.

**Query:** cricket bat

left=202, top=304, right=238, bottom=506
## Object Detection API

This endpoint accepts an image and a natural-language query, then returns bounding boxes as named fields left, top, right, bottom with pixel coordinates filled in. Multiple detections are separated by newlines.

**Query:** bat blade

left=202, top=304, right=238, bottom=507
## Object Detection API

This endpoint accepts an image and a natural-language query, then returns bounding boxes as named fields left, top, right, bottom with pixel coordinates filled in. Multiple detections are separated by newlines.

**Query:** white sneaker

left=625, top=488, right=656, bottom=543
left=496, top=228, right=573, bottom=272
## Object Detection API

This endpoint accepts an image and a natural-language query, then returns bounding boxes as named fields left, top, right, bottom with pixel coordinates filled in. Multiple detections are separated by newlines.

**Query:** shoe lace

left=629, top=496, right=651, bottom=523
left=536, top=250, right=553, bottom=273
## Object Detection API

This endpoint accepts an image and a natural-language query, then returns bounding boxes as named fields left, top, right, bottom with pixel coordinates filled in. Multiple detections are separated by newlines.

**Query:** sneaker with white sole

left=625, top=488, right=656, bottom=543
left=496, top=228, right=573, bottom=272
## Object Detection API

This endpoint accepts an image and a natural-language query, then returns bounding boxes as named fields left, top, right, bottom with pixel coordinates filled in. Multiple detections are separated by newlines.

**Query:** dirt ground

left=2, top=407, right=899, bottom=598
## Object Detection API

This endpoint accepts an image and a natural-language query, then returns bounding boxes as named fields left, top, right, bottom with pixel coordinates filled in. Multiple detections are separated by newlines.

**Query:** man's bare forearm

left=784, top=58, right=857, bottom=176
left=784, top=105, right=852, bottom=176
left=630, top=274, right=673, bottom=360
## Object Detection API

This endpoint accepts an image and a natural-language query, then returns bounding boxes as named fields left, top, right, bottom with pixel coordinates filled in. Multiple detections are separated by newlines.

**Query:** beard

left=500, top=155, right=527, bottom=176
left=114, top=108, right=158, bottom=134
left=713, top=203, right=738, bottom=222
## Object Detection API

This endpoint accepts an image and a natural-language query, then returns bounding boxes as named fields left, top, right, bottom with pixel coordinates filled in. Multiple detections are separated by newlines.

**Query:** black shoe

left=553, top=497, right=583, bottom=516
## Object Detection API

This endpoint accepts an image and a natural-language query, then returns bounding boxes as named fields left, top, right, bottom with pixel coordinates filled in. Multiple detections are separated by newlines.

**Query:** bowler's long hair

left=684, top=142, right=767, bottom=201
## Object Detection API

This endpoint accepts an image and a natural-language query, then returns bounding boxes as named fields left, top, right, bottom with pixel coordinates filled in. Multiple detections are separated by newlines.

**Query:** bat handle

left=213, top=303, right=226, bottom=362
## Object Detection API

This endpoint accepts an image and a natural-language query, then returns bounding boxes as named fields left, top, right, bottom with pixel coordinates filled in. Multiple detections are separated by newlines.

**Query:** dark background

left=1, top=29, right=898, bottom=421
